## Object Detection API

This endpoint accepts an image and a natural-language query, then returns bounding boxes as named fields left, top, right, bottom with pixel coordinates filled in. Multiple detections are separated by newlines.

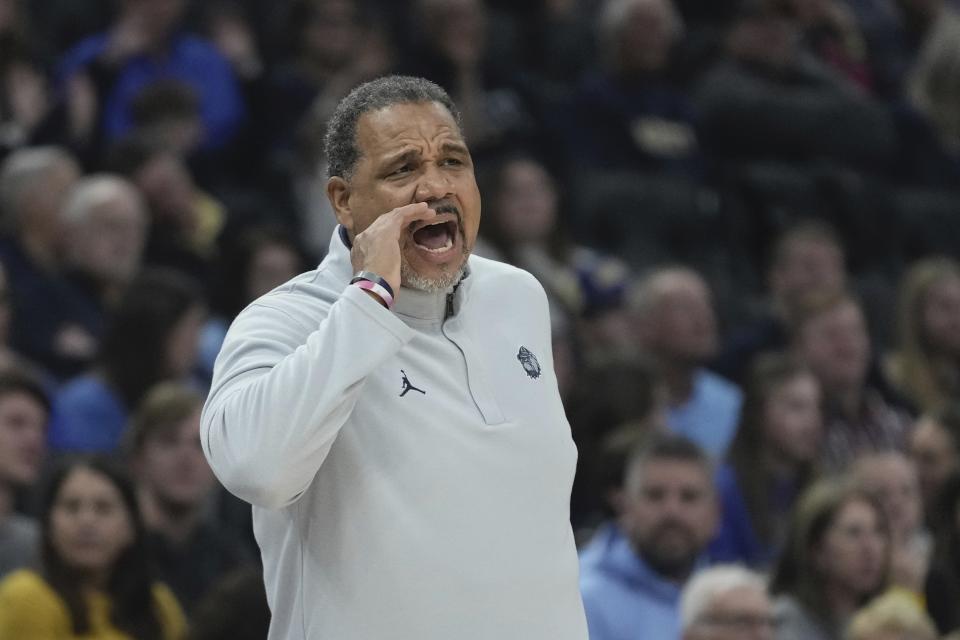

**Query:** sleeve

left=200, top=284, right=415, bottom=509
left=0, top=571, right=72, bottom=639
left=153, top=583, right=188, bottom=640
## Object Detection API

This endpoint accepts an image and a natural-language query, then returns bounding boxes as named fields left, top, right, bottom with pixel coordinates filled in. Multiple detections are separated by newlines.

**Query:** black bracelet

left=350, top=271, right=395, bottom=299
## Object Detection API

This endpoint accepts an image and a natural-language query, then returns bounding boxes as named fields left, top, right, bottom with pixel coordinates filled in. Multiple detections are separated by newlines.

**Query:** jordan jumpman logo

left=399, top=370, right=426, bottom=397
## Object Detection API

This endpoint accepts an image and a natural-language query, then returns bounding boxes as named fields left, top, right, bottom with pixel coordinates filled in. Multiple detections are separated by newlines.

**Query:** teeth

left=415, top=236, right=454, bottom=253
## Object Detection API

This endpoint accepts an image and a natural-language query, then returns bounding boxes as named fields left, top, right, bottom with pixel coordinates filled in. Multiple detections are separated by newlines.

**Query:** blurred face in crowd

left=920, top=273, right=960, bottom=357
left=637, top=270, right=718, bottom=366
left=493, top=158, right=558, bottom=245
left=328, top=101, right=481, bottom=292
left=855, top=453, right=923, bottom=542
left=124, top=0, right=186, bottom=42
left=770, top=235, right=845, bottom=315
left=133, top=153, right=196, bottom=233
left=685, top=584, right=775, bottom=640
left=764, top=372, right=823, bottom=465
left=50, top=467, right=134, bottom=576
left=0, top=391, right=47, bottom=487
left=796, top=299, right=870, bottom=393
left=814, top=498, right=888, bottom=600
left=136, top=407, right=213, bottom=510
left=302, top=0, right=361, bottom=68
left=621, top=458, right=718, bottom=581
left=19, top=159, right=80, bottom=250
left=246, top=242, right=301, bottom=301
left=617, top=0, right=679, bottom=74
left=68, top=187, right=148, bottom=287
left=165, top=304, right=205, bottom=379
left=910, top=415, right=958, bottom=508
left=419, top=0, right=486, bottom=66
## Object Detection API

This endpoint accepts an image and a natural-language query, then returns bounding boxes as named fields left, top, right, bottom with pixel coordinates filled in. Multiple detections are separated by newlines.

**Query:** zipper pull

left=445, top=292, right=455, bottom=319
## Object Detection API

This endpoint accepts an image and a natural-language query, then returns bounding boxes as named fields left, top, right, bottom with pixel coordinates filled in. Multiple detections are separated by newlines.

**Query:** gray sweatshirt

left=201, top=228, right=588, bottom=640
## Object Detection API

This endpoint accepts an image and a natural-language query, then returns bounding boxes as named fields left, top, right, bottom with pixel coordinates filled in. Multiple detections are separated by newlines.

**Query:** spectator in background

left=712, top=353, right=823, bottom=569
left=776, top=0, right=875, bottom=90
left=0, top=146, right=102, bottom=380
left=0, top=261, right=38, bottom=375
left=127, top=383, right=250, bottom=615
left=771, top=480, right=890, bottom=640
left=48, top=268, right=206, bottom=453
left=475, top=151, right=630, bottom=335
left=566, top=356, right=667, bottom=533
left=108, top=134, right=224, bottom=282
left=852, top=451, right=930, bottom=594
left=56, top=0, right=244, bottom=161
left=398, top=0, right=539, bottom=153
left=60, top=173, right=148, bottom=334
left=272, top=0, right=394, bottom=257
left=909, top=402, right=960, bottom=524
left=187, top=566, right=270, bottom=640
left=267, top=0, right=392, bottom=166
left=579, top=433, right=719, bottom=640
left=925, top=471, right=960, bottom=634
left=694, top=0, right=894, bottom=171
left=631, top=267, right=742, bottom=458
left=0, top=0, right=52, bottom=159
left=847, top=590, right=938, bottom=640
left=199, top=225, right=308, bottom=383
left=791, top=291, right=914, bottom=471
left=569, top=0, right=703, bottom=179
left=0, top=44, right=52, bottom=160
left=0, top=456, right=185, bottom=638
left=679, top=564, right=776, bottom=640
left=886, top=256, right=960, bottom=413
left=713, top=219, right=847, bottom=385
left=895, top=13, right=960, bottom=187
left=0, top=370, right=49, bottom=578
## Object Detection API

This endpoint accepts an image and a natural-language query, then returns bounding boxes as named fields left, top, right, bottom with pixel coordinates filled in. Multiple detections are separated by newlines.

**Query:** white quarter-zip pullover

left=201, top=228, right=588, bottom=640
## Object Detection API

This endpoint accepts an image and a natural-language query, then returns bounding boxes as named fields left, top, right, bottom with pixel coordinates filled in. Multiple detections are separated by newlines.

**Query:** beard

left=400, top=253, right=467, bottom=292
left=632, top=521, right=701, bottom=580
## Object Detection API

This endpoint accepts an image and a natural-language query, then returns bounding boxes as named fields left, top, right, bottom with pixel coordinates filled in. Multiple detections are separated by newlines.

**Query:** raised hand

left=350, top=203, right=436, bottom=296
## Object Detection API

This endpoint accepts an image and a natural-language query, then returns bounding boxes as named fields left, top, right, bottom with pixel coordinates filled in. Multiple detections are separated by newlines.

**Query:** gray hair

left=627, top=265, right=707, bottom=318
left=0, top=146, right=79, bottom=229
left=61, top=174, right=146, bottom=226
left=679, top=564, right=768, bottom=631
left=323, top=75, right=462, bottom=180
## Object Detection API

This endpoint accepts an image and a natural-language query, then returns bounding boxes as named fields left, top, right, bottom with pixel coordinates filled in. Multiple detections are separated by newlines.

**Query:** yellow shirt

left=0, top=569, right=186, bottom=640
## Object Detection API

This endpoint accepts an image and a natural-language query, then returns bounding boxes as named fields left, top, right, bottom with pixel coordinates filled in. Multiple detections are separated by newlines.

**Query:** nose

left=415, top=164, right=453, bottom=202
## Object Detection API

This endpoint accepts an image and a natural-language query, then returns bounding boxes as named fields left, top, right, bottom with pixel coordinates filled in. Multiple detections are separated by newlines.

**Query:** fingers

left=393, top=202, right=436, bottom=229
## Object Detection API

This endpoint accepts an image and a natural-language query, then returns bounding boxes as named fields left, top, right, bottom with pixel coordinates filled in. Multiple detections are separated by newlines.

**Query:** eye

left=442, top=157, right=464, bottom=167
left=390, top=164, right=412, bottom=176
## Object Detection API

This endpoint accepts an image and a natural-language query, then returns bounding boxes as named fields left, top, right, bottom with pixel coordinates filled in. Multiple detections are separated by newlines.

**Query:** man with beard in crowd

left=200, top=75, right=587, bottom=640
left=579, top=433, right=720, bottom=640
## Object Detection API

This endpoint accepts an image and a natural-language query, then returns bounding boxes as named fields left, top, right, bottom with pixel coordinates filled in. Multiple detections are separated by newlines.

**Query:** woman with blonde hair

left=887, top=256, right=960, bottom=413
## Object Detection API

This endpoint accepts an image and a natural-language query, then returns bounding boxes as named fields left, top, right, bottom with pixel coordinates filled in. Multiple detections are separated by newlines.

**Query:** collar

left=330, top=225, right=467, bottom=321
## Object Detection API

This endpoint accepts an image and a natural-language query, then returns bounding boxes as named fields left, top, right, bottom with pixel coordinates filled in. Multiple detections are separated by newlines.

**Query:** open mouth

left=412, top=219, right=458, bottom=253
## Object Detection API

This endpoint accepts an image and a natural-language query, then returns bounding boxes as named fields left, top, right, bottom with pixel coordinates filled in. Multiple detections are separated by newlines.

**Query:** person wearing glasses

left=680, top=564, right=776, bottom=640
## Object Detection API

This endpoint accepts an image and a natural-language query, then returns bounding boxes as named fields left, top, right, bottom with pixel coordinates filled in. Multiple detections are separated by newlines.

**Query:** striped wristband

left=352, top=278, right=395, bottom=309
left=350, top=271, right=395, bottom=299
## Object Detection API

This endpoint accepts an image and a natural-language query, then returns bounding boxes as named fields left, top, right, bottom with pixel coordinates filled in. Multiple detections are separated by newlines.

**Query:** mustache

left=409, top=200, right=462, bottom=230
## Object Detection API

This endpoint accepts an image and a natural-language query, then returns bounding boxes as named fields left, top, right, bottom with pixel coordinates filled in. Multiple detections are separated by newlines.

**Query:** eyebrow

left=440, top=141, right=469, bottom=156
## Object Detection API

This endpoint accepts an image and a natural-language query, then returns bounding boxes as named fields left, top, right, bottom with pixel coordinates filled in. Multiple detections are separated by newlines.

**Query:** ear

left=326, top=176, right=354, bottom=232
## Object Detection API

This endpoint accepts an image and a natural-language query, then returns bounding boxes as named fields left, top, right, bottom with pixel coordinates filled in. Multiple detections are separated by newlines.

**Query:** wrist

left=351, top=271, right=395, bottom=309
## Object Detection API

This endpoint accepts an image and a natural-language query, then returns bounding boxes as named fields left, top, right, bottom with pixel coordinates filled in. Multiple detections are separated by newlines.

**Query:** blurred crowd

left=0, top=0, right=959, bottom=637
